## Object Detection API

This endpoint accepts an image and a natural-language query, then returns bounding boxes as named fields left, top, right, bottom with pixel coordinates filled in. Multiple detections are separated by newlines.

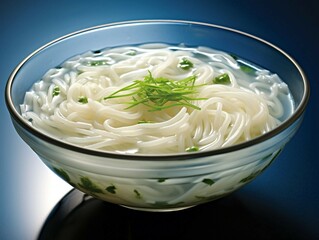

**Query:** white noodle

left=20, top=44, right=292, bottom=154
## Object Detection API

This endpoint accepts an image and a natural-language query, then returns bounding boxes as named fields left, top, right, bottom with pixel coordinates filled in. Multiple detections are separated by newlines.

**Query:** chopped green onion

left=126, top=50, right=137, bottom=56
left=186, top=146, right=199, bottom=152
left=240, top=65, right=255, bottom=74
left=179, top=58, right=194, bottom=70
left=134, top=189, right=142, bottom=199
left=202, top=178, right=215, bottom=186
left=230, top=54, right=239, bottom=60
left=157, top=178, right=168, bottom=183
left=53, top=167, right=70, bottom=183
left=106, top=185, right=116, bottom=194
left=52, top=86, right=60, bottom=97
left=213, top=73, right=231, bottom=85
left=78, top=96, right=88, bottom=104
left=78, top=177, right=103, bottom=193
left=88, top=60, right=108, bottom=66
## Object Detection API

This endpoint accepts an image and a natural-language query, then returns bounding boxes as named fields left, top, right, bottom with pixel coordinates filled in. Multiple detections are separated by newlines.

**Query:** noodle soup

left=20, top=44, right=294, bottom=154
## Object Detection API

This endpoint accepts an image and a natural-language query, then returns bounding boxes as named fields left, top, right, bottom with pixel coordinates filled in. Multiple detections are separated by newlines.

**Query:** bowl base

left=120, top=204, right=195, bottom=212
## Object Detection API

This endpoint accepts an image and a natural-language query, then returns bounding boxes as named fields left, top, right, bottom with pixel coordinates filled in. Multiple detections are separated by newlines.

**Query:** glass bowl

left=5, top=20, right=310, bottom=211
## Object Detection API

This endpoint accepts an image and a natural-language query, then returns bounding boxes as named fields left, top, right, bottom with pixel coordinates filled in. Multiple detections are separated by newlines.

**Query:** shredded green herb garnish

left=179, top=58, right=194, bottom=70
left=78, top=96, right=88, bottom=104
left=137, top=120, right=155, bottom=124
left=213, top=73, right=231, bottom=85
left=52, top=86, right=60, bottom=97
left=104, top=71, right=206, bottom=112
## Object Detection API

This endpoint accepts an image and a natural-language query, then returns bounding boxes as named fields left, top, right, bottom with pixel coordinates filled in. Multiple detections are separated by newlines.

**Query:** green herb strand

left=104, top=71, right=206, bottom=111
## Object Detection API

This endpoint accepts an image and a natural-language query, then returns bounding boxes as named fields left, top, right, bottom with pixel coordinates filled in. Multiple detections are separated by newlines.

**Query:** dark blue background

left=1, top=0, right=318, bottom=239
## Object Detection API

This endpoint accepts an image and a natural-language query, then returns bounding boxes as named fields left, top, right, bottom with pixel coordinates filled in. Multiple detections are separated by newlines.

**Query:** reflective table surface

left=1, top=0, right=318, bottom=239
left=38, top=189, right=300, bottom=240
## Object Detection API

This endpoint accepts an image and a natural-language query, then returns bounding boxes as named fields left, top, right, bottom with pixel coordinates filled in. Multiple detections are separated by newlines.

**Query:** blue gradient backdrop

left=1, top=0, right=318, bottom=239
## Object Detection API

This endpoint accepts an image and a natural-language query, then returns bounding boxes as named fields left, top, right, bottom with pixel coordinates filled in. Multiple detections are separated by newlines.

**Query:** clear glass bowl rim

left=5, top=19, right=310, bottom=161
